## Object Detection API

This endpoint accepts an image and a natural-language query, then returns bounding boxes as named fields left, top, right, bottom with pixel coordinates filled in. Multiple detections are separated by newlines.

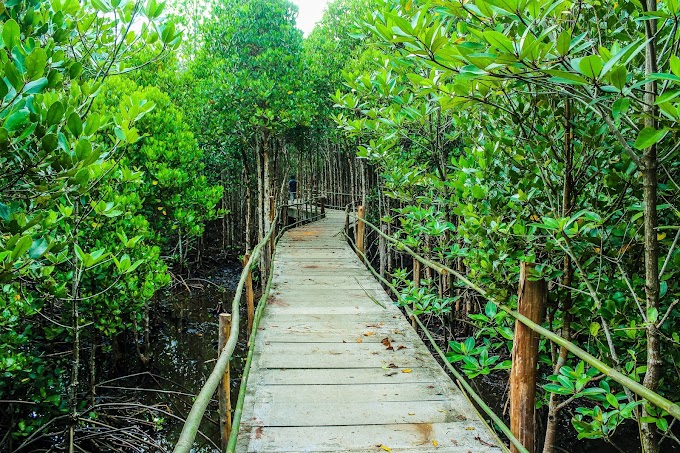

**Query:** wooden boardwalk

left=236, top=210, right=503, bottom=452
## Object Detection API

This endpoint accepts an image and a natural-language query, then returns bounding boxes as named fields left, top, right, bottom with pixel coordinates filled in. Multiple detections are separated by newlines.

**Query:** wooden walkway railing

left=173, top=197, right=326, bottom=453
left=174, top=199, right=679, bottom=453
left=232, top=210, right=502, bottom=452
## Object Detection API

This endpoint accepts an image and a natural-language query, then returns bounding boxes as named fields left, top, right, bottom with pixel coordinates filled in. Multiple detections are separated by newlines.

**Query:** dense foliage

left=2, top=0, right=678, bottom=451
left=0, top=0, right=223, bottom=449
left=332, top=0, right=680, bottom=451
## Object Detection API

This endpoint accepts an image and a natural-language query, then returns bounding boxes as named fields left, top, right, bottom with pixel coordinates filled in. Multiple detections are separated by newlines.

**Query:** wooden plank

left=256, top=343, right=430, bottom=369
left=254, top=382, right=453, bottom=403
left=257, top=367, right=444, bottom=386
left=260, top=323, right=412, bottom=343
left=249, top=400, right=471, bottom=427
left=236, top=209, right=501, bottom=452
left=241, top=423, right=502, bottom=452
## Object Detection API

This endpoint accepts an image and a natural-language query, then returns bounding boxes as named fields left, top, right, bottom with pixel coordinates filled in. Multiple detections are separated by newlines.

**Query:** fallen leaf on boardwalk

left=475, top=436, right=495, bottom=447
left=364, top=331, right=375, bottom=336
left=377, top=445, right=392, bottom=452
left=385, top=372, right=398, bottom=377
left=465, top=427, right=476, bottom=430
left=356, top=338, right=363, bottom=343
left=397, top=345, right=406, bottom=350
left=433, top=440, right=438, bottom=447
left=367, top=322, right=384, bottom=328
left=394, top=330, right=403, bottom=334
left=381, top=337, right=394, bottom=350
left=408, top=412, right=415, bottom=416
left=401, top=369, right=412, bottom=373
left=387, top=363, right=398, bottom=368
left=438, top=410, right=448, bottom=413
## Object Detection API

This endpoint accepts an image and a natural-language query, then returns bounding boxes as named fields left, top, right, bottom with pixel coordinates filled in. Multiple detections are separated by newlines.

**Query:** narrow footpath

left=236, top=209, right=502, bottom=452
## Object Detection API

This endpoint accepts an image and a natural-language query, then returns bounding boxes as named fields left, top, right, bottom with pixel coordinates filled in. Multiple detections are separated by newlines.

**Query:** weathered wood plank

left=236, top=210, right=501, bottom=452
left=256, top=367, right=442, bottom=385
left=241, top=423, right=502, bottom=452
left=254, top=382, right=453, bottom=404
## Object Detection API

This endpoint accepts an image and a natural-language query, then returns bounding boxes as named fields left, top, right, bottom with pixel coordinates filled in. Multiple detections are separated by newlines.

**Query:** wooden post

left=412, top=257, right=421, bottom=328
left=379, top=224, right=387, bottom=278
left=218, top=313, right=232, bottom=451
left=243, top=253, right=254, bottom=336
left=321, top=197, right=326, bottom=216
left=269, top=196, right=275, bottom=259
left=510, top=262, right=547, bottom=453
left=356, top=205, right=365, bottom=259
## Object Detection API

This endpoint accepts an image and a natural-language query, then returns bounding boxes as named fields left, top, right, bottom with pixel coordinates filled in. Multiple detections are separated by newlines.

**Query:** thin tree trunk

left=640, top=3, right=661, bottom=451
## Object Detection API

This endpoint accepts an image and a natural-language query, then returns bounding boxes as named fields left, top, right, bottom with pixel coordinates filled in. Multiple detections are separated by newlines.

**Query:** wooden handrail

left=173, top=200, right=325, bottom=453
left=344, top=230, right=519, bottom=453
left=347, top=212, right=680, bottom=422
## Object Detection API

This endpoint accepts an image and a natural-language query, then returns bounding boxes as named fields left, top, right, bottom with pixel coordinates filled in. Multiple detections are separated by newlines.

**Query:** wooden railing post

left=510, top=262, right=547, bottom=453
left=218, top=313, right=232, bottom=451
left=356, top=206, right=365, bottom=259
left=269, top=196, right=275, bottom=259
left=411, top=257, right=421, bottom=328
left=321, top=197, right=326, bottom=216
left=243, top=253, right=254, bottom=336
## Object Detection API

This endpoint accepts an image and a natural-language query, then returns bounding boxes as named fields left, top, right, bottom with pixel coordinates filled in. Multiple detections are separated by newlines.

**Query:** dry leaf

left=381, top=337, right=394, bottom=350
left=408, top=412, right=415, bottom=416
left=388, top=363, right=398, bottom=368
left=401, top=369, right=412, bottom=373
left=356, top=338, right=363, bottom=343
left=378, top=445, right=392, bottom=452
left=397, top=345, right=406, bottom=350
left=364, top=331, right=375, bottom=336
left=433, top=440, right=438, bottom=447
left=465, top=427, right=476, bottom=431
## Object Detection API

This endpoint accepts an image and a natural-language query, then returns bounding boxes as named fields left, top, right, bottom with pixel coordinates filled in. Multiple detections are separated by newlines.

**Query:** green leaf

left=606, top=393, right=619, bottom=409
left=12, top=235, right=33, bottom=260
left=634, top=126, right=669, bottom=150
left=589, top=322, right=600, bottom=336
left=612, top=98, right=630, bottom=120
left=556, top=30, right=571, bottom=56
left=0, top=201, right=10, bottom=221
left=579, top=55, right=603, bottom=79
left=647, top=307, right=659, bottom=323
left=2, top=19, right=20, bottom=49
left=67, top=112, right=83, bottom=136
left=46, top=102, right=65, bottom=126
left=24, top=77, right=48, bottom=94
left=545, top=69, right=589, bottom=85
left=655, top=89, right=680, bottom=105
left=28, top=237, right=48, bottom=259
left=4, top=109, right=29, bottom=132
left=483, top=31, right=514, bottom=54
left=609, top=66, right=627, bottom=90
left=25, top=48, right=47, bottom=80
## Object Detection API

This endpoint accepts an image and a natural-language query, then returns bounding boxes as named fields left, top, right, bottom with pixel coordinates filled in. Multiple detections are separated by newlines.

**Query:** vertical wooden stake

left=356, top=205, right=365, bottom=260
left=269, top=196, right=275, bottom=258
left=379, top=224, right=387, bottom=278
left=321, top=197, right=326, bottom=216
left=412, top=257, right=421, bottom=328
left=510, top=262, right=547, bottom=453
left=243, top=253, right=254, bottom=336
left=218, top=313, right=232, bottom=451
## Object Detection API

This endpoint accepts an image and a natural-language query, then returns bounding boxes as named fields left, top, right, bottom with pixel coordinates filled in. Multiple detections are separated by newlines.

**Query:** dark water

left=107, top=262, right=249, bottom=452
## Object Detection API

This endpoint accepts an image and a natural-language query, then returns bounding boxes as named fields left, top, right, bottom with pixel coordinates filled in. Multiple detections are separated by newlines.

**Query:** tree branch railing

left=173, top=197, right=326, bottom=453
left=345, top=209, right=680, bottom=448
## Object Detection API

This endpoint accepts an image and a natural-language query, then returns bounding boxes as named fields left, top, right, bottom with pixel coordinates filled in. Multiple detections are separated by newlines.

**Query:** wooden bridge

left=235, top=209, right=502, bottom=452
